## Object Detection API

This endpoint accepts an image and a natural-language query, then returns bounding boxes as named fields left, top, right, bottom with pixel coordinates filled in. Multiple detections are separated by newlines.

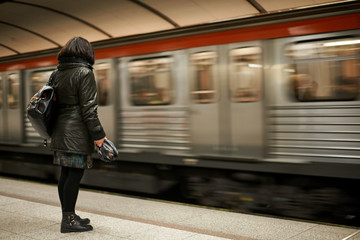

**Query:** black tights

left=58, top=166, right=84, bottom=213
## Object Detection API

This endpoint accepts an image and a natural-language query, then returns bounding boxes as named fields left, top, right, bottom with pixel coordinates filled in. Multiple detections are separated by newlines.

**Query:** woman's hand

left=94, top=137, right=106, bottom=147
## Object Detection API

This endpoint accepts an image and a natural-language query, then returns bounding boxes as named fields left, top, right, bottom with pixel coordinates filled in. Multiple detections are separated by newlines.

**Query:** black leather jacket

left=50, top=57, right=106, bottom=155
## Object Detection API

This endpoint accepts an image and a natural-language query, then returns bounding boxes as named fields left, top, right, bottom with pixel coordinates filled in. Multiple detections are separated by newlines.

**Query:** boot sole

left=61, top=227, right=93, bottom=233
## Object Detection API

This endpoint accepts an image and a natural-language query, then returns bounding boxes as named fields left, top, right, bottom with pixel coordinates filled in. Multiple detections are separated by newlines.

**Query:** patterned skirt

left=53, top=151, right=93, bottom=169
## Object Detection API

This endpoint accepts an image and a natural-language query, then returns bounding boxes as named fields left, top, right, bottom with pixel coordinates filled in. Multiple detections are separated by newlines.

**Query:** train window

left=94, top=63, right=111, bottom=106
left=229, top=47, right=263, bottom=102
left=190, top=52, right=217, bottom=103
left=0, top=75, right=2, bottom=109
left=30, top=71, right=53, bottom=96
left=286, top=38, right=360, bottom=101
left=0, top=73, right=3, bottom=109
left=129, top=57, right=173, bottom=106
left=7, top=74, right=19, bottom=109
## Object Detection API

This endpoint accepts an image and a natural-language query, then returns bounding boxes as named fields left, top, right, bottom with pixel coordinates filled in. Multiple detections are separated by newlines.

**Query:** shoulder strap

left=47, top=70, right=58, bottom=86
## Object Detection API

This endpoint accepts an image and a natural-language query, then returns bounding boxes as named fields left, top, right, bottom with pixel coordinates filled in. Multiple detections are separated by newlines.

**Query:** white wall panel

left=0, top=23, right=56, bottom=55
left=143, top=0, right=258, bottom=26
left=24, top=0, right=174, bottom=38
left=257, top=0, right=341, bottom=12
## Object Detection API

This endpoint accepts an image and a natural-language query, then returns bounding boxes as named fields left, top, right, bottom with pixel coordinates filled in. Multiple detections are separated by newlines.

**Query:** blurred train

left=0, top=2, right=359, bottom=224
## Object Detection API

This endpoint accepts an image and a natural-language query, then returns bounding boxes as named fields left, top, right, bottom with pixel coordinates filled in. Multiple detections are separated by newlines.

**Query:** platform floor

left=0, top=176, right=359, bottom=240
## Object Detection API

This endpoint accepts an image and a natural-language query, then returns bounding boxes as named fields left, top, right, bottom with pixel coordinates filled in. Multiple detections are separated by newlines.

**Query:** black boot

left=61, top=212, right=93, bottom=233
left=62, top=212, right=90, bottom=225
left=75, top=214, right=90, bottom=225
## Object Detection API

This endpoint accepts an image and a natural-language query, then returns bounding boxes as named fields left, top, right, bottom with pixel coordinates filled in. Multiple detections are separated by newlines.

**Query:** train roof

left=0, top=0, right=358, bottom=63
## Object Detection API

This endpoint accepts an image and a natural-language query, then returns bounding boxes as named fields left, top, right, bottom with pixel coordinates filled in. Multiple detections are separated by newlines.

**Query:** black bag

left=27, top=71, right=57, bottom=143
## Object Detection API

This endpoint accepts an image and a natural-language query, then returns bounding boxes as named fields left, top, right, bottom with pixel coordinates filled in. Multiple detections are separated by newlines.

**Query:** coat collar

left=57, top=57, right=93, bottom=70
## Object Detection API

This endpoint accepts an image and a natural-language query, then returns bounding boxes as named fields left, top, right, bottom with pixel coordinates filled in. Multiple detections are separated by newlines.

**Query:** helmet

left=97, top=139, right=118, bottom=163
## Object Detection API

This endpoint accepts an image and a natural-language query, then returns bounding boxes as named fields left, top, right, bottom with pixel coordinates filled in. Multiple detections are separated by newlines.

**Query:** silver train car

left=0, top=2, right=359, bottom=223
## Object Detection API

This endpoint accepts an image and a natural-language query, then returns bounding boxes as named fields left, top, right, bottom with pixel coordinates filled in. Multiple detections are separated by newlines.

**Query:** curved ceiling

left=0, top=0, right=353, bottom=59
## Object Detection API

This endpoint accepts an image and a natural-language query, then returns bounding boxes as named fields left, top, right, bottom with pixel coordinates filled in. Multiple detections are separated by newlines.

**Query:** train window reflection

left=229, top=47, right=262, bottom=102
left=286, top=38, right=360, bottom=101
left=129, top=57, right=173, bottom=106
left=94, top=63, right=111, bottom=106
left=30, top=71, right=53, bottom=96
left=7, top=74, right=19, bottom=109
left=190, top=52, right=217, bottom=103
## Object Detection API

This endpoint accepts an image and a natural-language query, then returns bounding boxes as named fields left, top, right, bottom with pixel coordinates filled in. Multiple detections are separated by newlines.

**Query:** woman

left=50, top=37, right=106, bottom=233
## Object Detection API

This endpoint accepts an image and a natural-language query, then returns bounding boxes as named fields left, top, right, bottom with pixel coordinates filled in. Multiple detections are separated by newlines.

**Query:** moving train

left=0, top=2, right=359, bottom=224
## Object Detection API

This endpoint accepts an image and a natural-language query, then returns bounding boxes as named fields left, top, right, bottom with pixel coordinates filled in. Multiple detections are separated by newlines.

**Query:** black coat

left=50, top=57, right=106, bottom=155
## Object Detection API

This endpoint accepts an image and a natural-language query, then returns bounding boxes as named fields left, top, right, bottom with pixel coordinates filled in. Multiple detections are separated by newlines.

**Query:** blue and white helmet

left=97, top=139, right=118, bottom=162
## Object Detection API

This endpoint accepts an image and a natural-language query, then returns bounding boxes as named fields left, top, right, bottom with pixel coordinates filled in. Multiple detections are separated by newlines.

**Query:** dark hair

left=57, top=37, right=95, bottom=65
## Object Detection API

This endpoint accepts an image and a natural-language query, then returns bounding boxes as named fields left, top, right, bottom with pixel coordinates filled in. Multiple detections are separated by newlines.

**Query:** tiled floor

left=0, top=195, right=237, bottom=240
left=0, top=176, right=359, bottom=240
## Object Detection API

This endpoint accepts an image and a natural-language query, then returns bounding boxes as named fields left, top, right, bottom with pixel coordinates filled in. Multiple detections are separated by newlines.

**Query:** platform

left=0, top=176, right=359, bottom=240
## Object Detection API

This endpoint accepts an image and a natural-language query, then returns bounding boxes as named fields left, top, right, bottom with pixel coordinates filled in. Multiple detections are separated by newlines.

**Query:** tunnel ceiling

left=0, top=0, right=352, bottom=59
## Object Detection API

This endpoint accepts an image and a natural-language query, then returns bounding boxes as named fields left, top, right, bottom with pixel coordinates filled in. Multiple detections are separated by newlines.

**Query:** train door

left=189, top=43, right=264, bottom=159
left=0, top=71, right=22, bottom=143
left=93, top=60, right=115, bottom=142
left=226, top=43, right=264, bottom=159
left=118, top=52, right=190, bottom=153
left=188, top=46, right=220, bottom=155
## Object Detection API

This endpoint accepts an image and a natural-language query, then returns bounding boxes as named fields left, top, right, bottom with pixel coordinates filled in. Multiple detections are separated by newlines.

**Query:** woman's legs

left=58, top=166, right=92, bottom=233
left=62, top=167, right=84, bottom=213
left=58, top=166, right=84, bottom=213
left=58, top=166, right=70, bottom=211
